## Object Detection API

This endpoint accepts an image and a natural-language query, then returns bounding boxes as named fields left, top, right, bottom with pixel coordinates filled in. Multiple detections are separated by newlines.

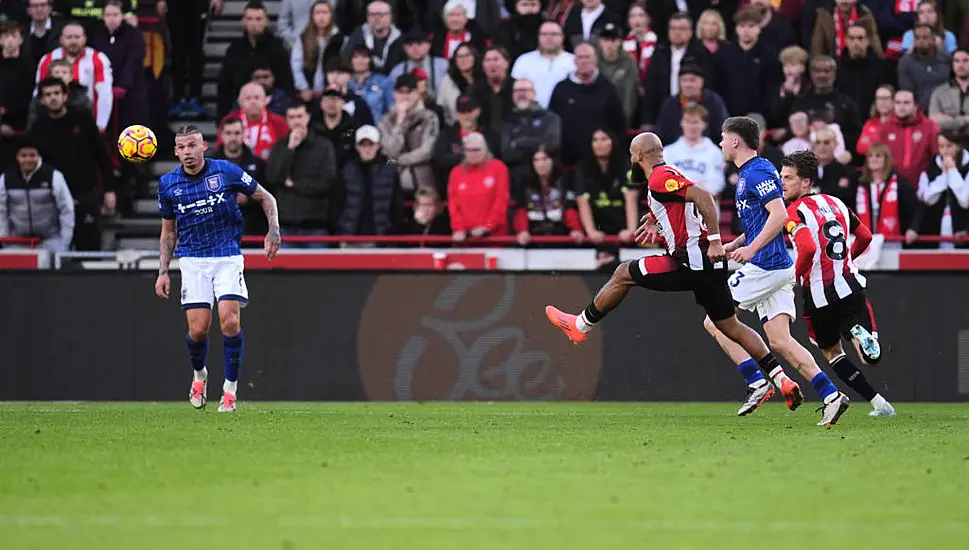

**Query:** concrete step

left=205, top=41, right=231, bottom=57
left=134, top=198, right=161, bottom=216
left=167, top=120, right=218, bottom=138
left=221, top=1, right=280, bottom=18
left=117, top=237, right=161, bottom=250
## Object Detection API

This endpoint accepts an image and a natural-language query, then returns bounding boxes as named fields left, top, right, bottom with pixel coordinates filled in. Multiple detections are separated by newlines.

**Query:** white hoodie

left=663, top=136, right=725, bottom=196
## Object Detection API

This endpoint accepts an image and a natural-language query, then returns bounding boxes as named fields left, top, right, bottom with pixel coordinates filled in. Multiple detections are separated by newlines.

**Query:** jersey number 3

left=822, top=220, right=847, bottom=261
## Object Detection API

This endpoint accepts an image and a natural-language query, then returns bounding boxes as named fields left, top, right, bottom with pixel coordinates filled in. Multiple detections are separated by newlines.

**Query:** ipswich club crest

left=205, top=175, right=221, bottom=192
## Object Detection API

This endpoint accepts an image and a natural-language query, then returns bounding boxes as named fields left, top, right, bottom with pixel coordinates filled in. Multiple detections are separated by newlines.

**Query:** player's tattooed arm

left=158, top=219, right=176, bottom=275
left=250, top=184, right=281, bottom=259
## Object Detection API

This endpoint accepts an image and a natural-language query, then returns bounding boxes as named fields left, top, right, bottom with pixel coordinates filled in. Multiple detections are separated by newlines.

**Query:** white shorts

left=178, top=255, right=249, bottom=310
left=728, top=263, right=796, bottom=323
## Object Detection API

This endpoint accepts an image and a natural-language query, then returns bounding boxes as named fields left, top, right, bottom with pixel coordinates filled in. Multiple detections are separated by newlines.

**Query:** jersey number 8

left=822, top=220, right=847, bottom=261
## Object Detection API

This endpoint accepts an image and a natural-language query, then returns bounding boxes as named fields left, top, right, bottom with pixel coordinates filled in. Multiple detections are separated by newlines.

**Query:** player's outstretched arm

left=155, top=219, right=176, bottom=299
left=250, top=184, right=281, bottom=260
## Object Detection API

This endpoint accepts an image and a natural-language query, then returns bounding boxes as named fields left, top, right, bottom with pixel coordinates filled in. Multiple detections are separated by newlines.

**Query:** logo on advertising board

left=357, top=276, right=602, bottom=401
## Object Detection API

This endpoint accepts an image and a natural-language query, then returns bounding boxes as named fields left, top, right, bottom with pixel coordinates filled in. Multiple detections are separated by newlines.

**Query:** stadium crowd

left=1, top=0, right=969, bottom=259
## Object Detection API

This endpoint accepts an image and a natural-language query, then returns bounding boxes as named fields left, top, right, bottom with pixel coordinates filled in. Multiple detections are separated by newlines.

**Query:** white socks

left=223, top=380, right=238, bottom=395
left=575, top=311, right=595, bottom=333
left=193, top=367, right=208, bottom=382
left=768, top=366, right=789, bottom=386
left=871, top=394, right=890, bottom=409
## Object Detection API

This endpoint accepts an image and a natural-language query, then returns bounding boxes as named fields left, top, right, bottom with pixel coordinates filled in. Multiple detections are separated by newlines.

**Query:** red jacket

left=447, top=159, right=510, bottom=234
left=218, top=109, right=289, bottom=161
left=877, top=112, right=938, bottom=189
left=856, top=116, right=887, bottom=156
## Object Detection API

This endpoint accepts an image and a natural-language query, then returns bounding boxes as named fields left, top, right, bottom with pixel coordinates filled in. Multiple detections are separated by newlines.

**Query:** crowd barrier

left=1, top=272, right=968, bottom=402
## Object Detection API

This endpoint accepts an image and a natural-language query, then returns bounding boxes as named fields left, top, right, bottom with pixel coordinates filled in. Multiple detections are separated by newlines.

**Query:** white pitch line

left=0, top=515, right=966, bottom=533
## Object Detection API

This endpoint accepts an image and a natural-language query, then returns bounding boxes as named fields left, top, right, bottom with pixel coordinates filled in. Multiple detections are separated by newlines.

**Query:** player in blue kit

left=704, top=117, right=850, bottom=426
left=154, top=125, right=281, bottom=412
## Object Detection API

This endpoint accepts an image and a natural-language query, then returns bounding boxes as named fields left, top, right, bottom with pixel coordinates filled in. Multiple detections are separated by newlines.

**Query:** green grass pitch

left=2, top=402, right=968, bottom=550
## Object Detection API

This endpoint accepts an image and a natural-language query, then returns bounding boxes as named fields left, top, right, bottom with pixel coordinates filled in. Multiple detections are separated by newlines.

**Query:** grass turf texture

left=1, top=403, right=968, bottom=550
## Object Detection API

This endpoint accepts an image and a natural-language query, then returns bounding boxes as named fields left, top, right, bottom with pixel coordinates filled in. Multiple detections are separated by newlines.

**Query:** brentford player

left=782, top=151, right=895, bottom=416
left=545, top=132, right=791, bottom=400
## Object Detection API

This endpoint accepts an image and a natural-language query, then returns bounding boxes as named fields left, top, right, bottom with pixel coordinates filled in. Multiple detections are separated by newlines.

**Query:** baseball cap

left=321, top=85, right=347, bottom=100
left=679, top=64, right=705, bottom=78
left=395, top=74, right=418, bottom=91
left=456, top=95, right=480, bottom=113
left=410, top=67, right=429, bottom=81
left=403, top=27, right=431, bottom=44
left=355, top=125, right=380, bottom=144
left=599, top=22, right=623, bottom=40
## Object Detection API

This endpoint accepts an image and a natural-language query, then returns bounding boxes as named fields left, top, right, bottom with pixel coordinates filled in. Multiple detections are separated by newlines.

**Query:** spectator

left=573, top=129, right=636, bottom=262
left=856, top=141, right=920, bottom=246
left=410, top=67, right=447, bottom=124
left=513, top=146, right=584, bottom=245
left=495, top=0, right=543, bottom=60
left=404, top=186, right=451, bottom=237
left=916, top=131, right=969, bottom=247
left=563, top=0, right=622, bottom=51
left=511, top=21, right=575, bottom=109
left=321, top=57, right=375, bottom=125
left=90, top=0, right=147, bottom=128
left=641, top=12, right=714, bottom=127
left=811, top=0, right=883, bottom=59
left=898, top=23, right=951, bottom=111
left=782, top=111, right=813, bottom=155
left=347, top=45, right=394, bottom=121
left=837, top=23, right=893, bottom=119
left=341, top=0, right=403, bottom=75
left=663, top=104, right=725, bottom=197
left=338, top=124, right=405, bottom=238
left=857, top=83, right=894, bottom=155
left=57, top=0, right=137, bottom=32
left=159, top=0, right=221, bottom=118
left=929, top=49, right=969, bottom=137
left=766, top=45, right=810, bottom=131
left=291, top=0, right=344, bottom=102
left=211, top=116, right=268, bottom=238
left=35, top=21, right=113, bottom=133
left=435, top=94, right=500, bottom=184
left=267, top=100, right=338, bottom=247
left=656, top=64, right=729, bottom=145
left=27, top=59, right=91, bottom=129
left=437, top=42, right=482, bottom=126
left=29, top=77, right=114, bottom=250
left=220, top=82, right=289, bottom=161
left=313, top=86, right=360, bottom=168
left=549, top=42, right=626, bottom=167
left=623, top=2, right=657, bottom=84
left=696, top=9, right=727, bottom=54
left=902, top=0, right=957, bottom=54
left=0, top=137, right=74, bottom=253
left=217, top=1, right=294, bottom=119
left=751, top=0, right=794, bottom=55
left=879, top=88, right=939, bottom=185
left=278, top=0, right=324, bottom=47
left=715, top=7, right=779, bottom=117
left=431, top=1, right=488, bottom=59
left=23, top=0, right=62, bottom=66
left=597, top=22, right=639, bottom=126
left=501, top=78, right=562, bottom=182
left=812, top=125, right=856, bottom=206
left=791, top=54, right=863, bottom=150
left=448, top=132, right=510, bottom=240
left=469, top=45, right=514, bottom=135
left=379, top=74, right=440, bottom=195
left=0, top=21, right=36, bottom=136
left=810, top=108, right=852, bottom=164
left=388, top=28, right=448, bottom=100
left=427, top=0, right=503, bottom=37
left=249, top=64, right=291, bottom=116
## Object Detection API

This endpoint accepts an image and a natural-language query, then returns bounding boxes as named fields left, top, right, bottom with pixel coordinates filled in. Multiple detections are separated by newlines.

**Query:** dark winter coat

left=714, top=40, right=780, bottom=117
left=266, top=131, right=338, bottom=227
left=641, top=40, right=714, bottom=125
left=562, top=4, right=622, bottom=51
left=837, top=48, right=894, bottom=121
left=0, top=52, right=37, bottom=131
left=494, top=12, right=542, bottom=60
left=548, top=73, right=627, bottom=166
left=28, top=107, right=114, bottom=197
left=217, top=31, right=295, bottom=118
left=338, top=154, right=404, bottom=235
left=656, top=89, right=730, bottom=145
left=313, top=111, right=360, bottom=169
left=90, top=22, right=148, bottom=127
left=500, top=103, right=562, bottom=174
left=0, top=161, right=74, bottom=241
left=792, top=90, right=863, bottom=151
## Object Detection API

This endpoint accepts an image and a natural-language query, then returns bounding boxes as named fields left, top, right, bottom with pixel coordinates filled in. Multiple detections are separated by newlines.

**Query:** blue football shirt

left=735, top=156, right=792, bottom=271
left=158, top=159, right=258, bottom=258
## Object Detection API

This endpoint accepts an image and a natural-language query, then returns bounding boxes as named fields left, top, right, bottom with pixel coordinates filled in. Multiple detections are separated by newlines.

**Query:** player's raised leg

left=702, top=317, right=775, bottom=416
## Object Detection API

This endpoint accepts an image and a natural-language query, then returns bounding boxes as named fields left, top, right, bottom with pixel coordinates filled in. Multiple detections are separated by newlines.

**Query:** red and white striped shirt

left=36, top=47, right=114, bottom=131
left=647, top=163, right=710, bottom=271
left=786, top=193, right=867, bottom=309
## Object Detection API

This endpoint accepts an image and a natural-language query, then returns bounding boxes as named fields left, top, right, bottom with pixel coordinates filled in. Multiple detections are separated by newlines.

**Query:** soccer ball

left=118, top=125, right=158, bottom=163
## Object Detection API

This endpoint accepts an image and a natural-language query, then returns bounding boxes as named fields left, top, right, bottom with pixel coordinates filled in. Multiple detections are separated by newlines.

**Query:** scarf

left=241, top=109, right=278, bottom=160
left=445, top=30, right=472, bottom=59
left=856, top=174, right=901, bottom=236
left=623, top=31, right=656, bottom=83
left=895, top=0, right=917, bottom=14
left=834, top=6, right=858, bottom=59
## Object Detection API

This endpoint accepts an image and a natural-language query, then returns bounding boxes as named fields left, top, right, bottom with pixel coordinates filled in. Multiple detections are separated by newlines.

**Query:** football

left=117, top=124, right=158, bottom=163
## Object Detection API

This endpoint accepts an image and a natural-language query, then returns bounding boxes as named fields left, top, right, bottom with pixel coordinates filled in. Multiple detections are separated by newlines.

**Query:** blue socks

left=186, top=335, right=207, bottom=371
left=737, top=359, right=765, bottom=386
left=810, top=372, right=838, bottom=402
left=223, top=331, right=244, bottom=383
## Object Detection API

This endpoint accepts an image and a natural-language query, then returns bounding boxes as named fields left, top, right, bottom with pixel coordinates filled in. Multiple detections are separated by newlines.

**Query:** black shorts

left=803, top=290, right=878, bottom=350
left=627, top=255, right=735, bottom=322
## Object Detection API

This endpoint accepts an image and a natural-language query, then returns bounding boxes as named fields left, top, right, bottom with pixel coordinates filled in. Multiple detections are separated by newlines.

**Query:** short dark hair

left=244, top=0, right=267, bottom=13
left=286, top=99, right=309, bottom=113
left=483, top=44, right=511, bottom=62
left=220, top=116, right=243, bottom=130
left=176, top=124, right=203, bottom=137
left=781, top=150, right=819, bottom=184
left=733, top=6, right=762, bottom=26
left=0, top=20, right=23, bottom=36
left=104, top=0, right=124, bottom=10
left=722, top=116, right=760, bottom=150
left=38, top=77, right=68, bottom=95
left=669, top=11, right=692, bottom=26
left=913, top=22, right=934, bottom=35
left=62, top=20, right=85, bottom=34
